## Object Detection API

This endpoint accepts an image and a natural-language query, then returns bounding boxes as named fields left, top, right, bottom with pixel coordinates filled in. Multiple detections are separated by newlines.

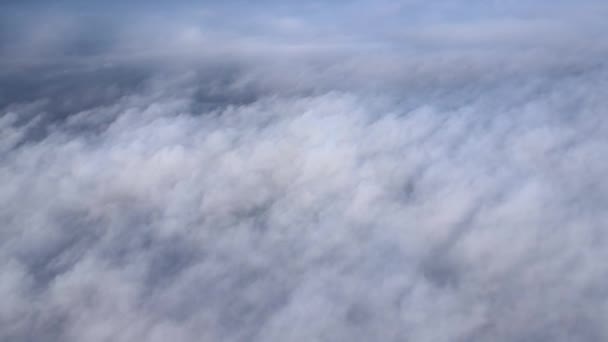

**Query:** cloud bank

left=2, top=1, right=608, bottom=341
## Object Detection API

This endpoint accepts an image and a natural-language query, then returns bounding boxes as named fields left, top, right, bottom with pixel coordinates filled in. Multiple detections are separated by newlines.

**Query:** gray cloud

left=2, top=1, right=608, bottom=341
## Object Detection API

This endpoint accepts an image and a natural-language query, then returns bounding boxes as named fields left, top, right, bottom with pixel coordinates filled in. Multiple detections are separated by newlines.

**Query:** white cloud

left=2, top=1, right=608, bottom=341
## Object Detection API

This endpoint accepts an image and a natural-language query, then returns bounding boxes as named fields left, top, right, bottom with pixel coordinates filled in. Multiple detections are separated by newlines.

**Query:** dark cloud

left=2, top=1, right=608, bottom=341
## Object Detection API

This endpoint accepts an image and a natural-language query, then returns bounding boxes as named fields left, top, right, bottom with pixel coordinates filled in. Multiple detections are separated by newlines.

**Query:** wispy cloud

left=1, top=1, right=608, bottom=341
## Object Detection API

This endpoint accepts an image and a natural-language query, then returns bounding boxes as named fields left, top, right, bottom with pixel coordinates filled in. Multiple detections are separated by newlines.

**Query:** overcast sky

left=2, top=1, right=608, bottom=342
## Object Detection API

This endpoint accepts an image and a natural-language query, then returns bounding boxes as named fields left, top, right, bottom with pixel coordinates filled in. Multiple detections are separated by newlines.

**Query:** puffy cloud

left=1, top=1, right=608, bottom=341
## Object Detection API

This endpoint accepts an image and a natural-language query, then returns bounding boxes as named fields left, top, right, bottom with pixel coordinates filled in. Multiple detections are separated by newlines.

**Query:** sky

left=2, top=1, right=608, bottom=341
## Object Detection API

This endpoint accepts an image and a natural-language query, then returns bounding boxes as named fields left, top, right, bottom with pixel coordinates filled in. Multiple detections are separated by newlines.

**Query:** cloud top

left=1, top=1, right=608, bottom=341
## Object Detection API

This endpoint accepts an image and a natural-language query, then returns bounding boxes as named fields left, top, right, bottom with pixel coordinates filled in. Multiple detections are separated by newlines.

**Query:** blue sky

left=2, top=0, right=607, bottom=64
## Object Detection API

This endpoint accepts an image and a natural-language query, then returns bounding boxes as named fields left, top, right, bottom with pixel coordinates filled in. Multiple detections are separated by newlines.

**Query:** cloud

left=1, top=1, right=608, bottom=341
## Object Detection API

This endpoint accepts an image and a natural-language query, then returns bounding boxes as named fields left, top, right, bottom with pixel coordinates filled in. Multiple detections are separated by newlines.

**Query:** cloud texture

left=2, top=1, right=608, bottom=341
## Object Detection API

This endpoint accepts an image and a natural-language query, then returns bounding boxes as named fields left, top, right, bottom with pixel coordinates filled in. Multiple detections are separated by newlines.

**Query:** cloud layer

left=2, top=1, right=608, bottom=341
